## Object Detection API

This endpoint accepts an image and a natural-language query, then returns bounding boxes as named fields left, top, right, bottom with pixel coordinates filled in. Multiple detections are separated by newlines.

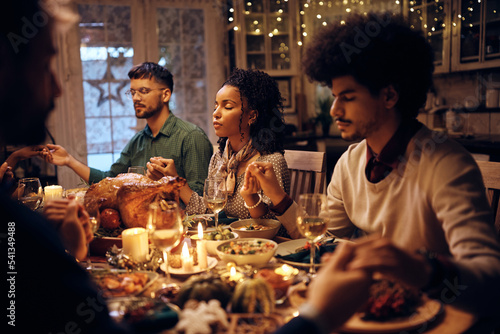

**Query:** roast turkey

left=84, top=173, right=186, bottom=228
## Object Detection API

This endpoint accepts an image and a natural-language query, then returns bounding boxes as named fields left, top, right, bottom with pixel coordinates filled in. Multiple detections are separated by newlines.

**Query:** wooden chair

left=284, top=150, right=327, bottom=203
left=476, top=160, right=500, bottom=236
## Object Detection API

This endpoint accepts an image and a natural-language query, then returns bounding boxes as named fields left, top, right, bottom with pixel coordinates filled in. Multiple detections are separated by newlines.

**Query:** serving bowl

left=229, top=219, right=281, bottom=240
left=216, top=238, right=278, bottom=266
left=190, top=231, right=239, bottom=256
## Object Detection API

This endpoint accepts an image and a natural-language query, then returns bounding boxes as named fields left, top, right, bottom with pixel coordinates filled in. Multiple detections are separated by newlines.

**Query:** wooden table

left=89, top=254, right=478, bottom=334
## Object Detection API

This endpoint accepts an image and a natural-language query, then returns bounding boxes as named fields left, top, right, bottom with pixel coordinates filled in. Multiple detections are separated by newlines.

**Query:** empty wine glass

left=18, top=177, right=43, bottom=210
left=296, top=193, right=329, bottom=278
left=203, top=177, right=227, bottom=229
left=149, top=201, right=184, bottom=287
left=86, top=216, right=100, bottom=270
left=127, top=166, right=146, bottom=175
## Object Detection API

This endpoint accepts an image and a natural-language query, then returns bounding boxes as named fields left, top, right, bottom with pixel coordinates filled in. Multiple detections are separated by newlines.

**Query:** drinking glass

left=203, top=177, right=227, bottom=229
left=18, top=177, right=43, bottom=210
left=86, top=216, right=100, bottom=269
left=296, top=193, right=329, bottom=277
left=149, top=201, right=184, bottom=286
left=128, top=166, right=146, bottom=175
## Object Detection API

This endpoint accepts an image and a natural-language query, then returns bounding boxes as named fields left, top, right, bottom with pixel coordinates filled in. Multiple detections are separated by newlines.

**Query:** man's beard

left=135, top=104, right=161, bottom=119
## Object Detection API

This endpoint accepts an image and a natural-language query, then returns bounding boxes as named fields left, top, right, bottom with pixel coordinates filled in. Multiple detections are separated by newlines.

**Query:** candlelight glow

left=181, top=241, right=190, bottom=259
left=198, top=222, right=203, bottom=240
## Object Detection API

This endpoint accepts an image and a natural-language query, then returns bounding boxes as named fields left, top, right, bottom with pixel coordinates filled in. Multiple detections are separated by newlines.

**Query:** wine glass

left=203, top=177, right=227, bottom=229
left=296, top=193, right=329, bottom=277
left=149, top=201, right=184, bottom=286
left=18, top=177, right=43, bottom=210
left=86, top=216, right=100, bottom=270
left=127, top=166, right=146, bottom=175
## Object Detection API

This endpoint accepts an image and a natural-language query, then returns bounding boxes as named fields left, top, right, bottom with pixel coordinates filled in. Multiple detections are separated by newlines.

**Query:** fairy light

left=298, top=41, right=303, bottom=46
left=233, top=26, right=239, bottom=31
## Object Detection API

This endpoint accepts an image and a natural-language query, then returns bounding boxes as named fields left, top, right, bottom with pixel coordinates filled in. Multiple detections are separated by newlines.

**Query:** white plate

left=160, top=256, right=218, bottom=276
left=275, top=238, right=348, bottom=268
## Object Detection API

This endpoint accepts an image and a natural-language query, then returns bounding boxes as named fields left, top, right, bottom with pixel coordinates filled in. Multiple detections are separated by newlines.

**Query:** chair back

left=476, top=160, right=500, bottom=236
left=284, top=150, right=327, bottom=202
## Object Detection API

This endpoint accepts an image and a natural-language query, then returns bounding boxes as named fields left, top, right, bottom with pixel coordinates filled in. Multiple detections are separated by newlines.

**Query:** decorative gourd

left=175, top=274, right=232, bottom=309
left=231, top=278, right=275, bottom=314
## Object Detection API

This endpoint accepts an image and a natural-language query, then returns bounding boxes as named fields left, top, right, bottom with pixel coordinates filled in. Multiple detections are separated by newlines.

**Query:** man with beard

left=0, top=1, right=133, bottom=333
left=43, top=62, right=212, bottom=196
left=245, top=12, right=500, bottom=328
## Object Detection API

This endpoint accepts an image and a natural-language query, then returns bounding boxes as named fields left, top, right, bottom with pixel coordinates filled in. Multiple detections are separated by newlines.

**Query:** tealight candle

left=44, top=185, right=63, bottom=201
left=122, top=227, right=149, bottom=263
left=181, top=242, right=193, bottom=272
left=197, top=223, right=208, bottom=269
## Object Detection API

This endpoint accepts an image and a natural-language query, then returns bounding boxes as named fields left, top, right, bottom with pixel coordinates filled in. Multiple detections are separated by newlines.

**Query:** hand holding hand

left=244, top=162, right=286, bottom=205
left=41, top=144, right=71, bottom=166
left=147, top=157, right=178, bottom=180
left=347, top=235, right=432, bottom=289
left=307, top=242, right=372, bottom=331
left=44, top=199, right=92, bottom=260
left=0, top=162, right=14, bottom=185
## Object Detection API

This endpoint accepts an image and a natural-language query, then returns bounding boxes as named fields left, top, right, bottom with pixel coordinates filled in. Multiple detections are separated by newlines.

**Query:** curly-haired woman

left=148, top=68, right=294, bottom=237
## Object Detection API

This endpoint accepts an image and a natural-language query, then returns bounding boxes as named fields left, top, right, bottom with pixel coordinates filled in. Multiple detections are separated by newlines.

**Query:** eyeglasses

left=125, top=87, right=167, bottom=99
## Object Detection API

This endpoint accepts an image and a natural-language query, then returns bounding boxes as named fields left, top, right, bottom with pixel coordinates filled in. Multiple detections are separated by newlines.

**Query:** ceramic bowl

left=216, top=238, right=278, bottom=266
left=229, top=219, right=281, bottom=240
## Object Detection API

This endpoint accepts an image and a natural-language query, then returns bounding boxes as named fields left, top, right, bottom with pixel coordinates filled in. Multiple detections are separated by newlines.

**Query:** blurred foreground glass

left=203, top=177, right=227, bottom=229
left=127, top=166, right=146, bottom=175
left=86, top=217, right=100, bottom=269
left=296, top=193, right=329, bottom=277
left=149, top=201, right=183, bottom=287
left=18, top=177, right=43, bottom=210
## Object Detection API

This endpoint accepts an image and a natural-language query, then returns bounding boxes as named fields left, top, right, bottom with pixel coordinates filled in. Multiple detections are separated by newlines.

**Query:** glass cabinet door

left=407, top=0, right=450, bottom=72
left=240, top=0, right=294, bottom=73
left=453, top=0, right=500, bottom=70
left=484, top=0, right=500, bottom=61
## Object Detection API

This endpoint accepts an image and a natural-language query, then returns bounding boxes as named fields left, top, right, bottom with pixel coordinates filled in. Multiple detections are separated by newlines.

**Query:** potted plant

left=314, top=95, right=334, bottom=137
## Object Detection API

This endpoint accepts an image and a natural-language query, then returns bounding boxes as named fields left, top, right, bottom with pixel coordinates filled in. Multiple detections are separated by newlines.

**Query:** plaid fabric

left=89, top=113, right=213, bottom=195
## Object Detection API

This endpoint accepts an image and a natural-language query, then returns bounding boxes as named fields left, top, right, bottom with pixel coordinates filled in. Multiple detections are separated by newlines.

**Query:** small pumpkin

left=231, top=278, right=275, bottom=314
left=175, top=274, right=232, bottom=309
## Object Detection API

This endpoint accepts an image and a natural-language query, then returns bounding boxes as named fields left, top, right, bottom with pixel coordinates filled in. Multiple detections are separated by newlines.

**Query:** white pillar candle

left=122, top=228, right=149, bottom=263
left=181, top=242, right=193, bottom=272
left=44, top=185, right=63, bottom=201
left=197, top=223, right=208, bottom=269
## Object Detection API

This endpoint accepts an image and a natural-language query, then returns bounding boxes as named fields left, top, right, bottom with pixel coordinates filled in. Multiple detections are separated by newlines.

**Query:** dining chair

left=284, top=150, right=327, bottom=203
left=476, top=160, right=500, bottom=237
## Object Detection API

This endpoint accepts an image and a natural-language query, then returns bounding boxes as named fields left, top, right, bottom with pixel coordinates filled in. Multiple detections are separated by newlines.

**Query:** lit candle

left=122, top=227, right=149, bottom=263
left=44, top=185, right=63, bottom=201
left=181, top=241, right=193, bottom=272
left=197, top=223, right=208, bottom=269
left=229, top=266, right=243, bottom=282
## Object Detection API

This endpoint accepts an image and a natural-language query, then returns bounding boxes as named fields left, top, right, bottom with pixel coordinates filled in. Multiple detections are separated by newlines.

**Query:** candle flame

left=198, top=222, right=203, bottom=240
left=230, top=266, right=236, bottom=276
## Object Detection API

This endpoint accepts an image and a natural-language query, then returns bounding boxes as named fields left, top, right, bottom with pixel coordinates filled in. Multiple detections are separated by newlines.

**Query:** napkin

left=275, top=239, right=338, bottom=264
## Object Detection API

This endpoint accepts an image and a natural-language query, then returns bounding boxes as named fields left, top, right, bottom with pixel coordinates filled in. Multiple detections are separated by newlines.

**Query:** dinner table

left=87, top=234, right=481, bottom=334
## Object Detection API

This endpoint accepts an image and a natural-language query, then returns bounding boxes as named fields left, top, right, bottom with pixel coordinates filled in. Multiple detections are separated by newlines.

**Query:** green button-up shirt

left=89, top=113, right=213, bottom=196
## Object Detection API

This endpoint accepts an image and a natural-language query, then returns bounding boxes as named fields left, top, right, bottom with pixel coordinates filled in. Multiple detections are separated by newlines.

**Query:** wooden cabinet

left=405, top=0, right=500, bottom=72
left=233, top=0, right=298, bottom=76
left=406, top=0, right=452, bottom=73
left=451, top=0, right=500, bottom=71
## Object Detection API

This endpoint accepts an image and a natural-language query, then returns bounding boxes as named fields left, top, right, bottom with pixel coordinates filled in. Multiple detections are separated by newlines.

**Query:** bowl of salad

left=229, top=219, right=281, bottom=240
left=189, top=228, right=239, bottom=256
left=216, top=238, right=278, bottom=266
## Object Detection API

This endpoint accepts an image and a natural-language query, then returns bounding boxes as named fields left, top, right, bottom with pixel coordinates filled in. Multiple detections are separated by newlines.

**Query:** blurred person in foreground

left=41, top=62, right=213, bottom=198
left=0, top=1, right=129, bottom=332
left=245, top=12, right=500, bottom=320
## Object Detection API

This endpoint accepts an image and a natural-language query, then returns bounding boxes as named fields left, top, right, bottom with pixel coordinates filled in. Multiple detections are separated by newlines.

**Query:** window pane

left=78, top=4, right=135, bottom=164
left=87, top=153, right=115, bottom=171
left=157, top=7, right=207, bottom=131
